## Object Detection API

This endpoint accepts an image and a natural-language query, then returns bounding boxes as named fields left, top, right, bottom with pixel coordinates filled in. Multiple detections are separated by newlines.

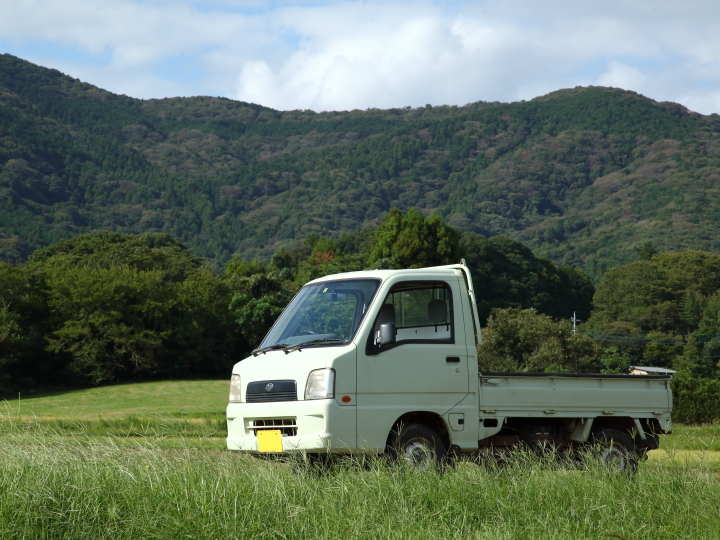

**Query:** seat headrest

left=428, top=299, right=447, bottom=324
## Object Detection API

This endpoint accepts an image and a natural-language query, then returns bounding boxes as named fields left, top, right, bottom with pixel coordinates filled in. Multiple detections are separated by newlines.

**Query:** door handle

left=446, top=356, right=460, bottom=363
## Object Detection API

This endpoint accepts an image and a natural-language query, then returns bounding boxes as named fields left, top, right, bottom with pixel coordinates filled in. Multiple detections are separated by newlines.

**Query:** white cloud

left=0, top=0, right=273, bottom=97
left=597, top=61, right=650, bottom=93
left=234, top=1, right=720, bottom=113
left=238, top=13, right=472, bottom=110
left=2, top=0, right=720, bottom=113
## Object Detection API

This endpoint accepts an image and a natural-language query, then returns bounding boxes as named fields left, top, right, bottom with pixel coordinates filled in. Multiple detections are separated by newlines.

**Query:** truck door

left=356, top=278, right=470, bottom=450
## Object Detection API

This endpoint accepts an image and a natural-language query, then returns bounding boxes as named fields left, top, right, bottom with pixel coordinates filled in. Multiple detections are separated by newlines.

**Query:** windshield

left=259, top=279, right=380, bottom=349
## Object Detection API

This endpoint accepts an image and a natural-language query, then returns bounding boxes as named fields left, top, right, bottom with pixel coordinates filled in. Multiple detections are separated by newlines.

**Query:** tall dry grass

left=1, top=420, right=719, bottom=539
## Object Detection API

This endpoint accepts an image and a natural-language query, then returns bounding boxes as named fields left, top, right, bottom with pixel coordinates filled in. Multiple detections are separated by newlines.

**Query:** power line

left=579, top=330, right=720, bottom=345
left=580, top=332, right=720, bottom=337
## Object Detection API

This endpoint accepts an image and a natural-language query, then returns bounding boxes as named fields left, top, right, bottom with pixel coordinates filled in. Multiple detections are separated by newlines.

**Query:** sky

left=2, top=0, right=720, bottom=114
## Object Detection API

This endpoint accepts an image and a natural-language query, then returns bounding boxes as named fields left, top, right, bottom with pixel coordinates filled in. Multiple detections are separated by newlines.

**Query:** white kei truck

left=226, top=262, right=672, bottom=469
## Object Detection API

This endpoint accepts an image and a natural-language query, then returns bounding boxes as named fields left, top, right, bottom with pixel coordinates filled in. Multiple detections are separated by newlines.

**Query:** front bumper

left=226, top=399, right=356, bottom=453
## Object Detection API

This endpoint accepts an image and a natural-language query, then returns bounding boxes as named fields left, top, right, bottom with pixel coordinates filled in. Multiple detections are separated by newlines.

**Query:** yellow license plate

left=257, top=430, right=283, bottom=452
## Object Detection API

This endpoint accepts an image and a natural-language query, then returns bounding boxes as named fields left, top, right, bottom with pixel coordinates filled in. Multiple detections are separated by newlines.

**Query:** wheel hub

left=403, top=438, right=435, bottom=469
left=600, top=445, right=627, bottom=472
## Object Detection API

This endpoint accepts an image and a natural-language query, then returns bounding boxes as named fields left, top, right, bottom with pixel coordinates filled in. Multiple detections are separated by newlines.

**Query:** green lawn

left=662, top=422, right=720, bottom=451
left=5, top=379, right=229, bottom=419
left=1, top=380, right=230, bottom=439
left=3, top=379, right=719, bottom=451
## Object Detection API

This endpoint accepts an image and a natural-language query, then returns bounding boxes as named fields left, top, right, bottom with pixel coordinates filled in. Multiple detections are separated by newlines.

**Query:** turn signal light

left=341, top=396, right=351, bottom=403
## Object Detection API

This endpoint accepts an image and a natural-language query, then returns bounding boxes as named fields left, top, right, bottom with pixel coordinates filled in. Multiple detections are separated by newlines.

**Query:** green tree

left=224, top=257, right=266, bottom=280
left=462, top=234, right=545, bottom=322
left=0, top=305, right=21, bottom=391
left=460, top=233, right=594, bottom=323
left=671, top=372, right=720, bottom=424
left=699, top=291, right=720, bottom=328
left=588, top=251, right=720, bottom=375
left=45, top=264, right=171, bottom=383
left=477, top=308, right=601, bottom=373
left=654, top=251, right=720, bottom=298
left=369, top=208, right=461, bottom=268
left=225, top=256, right=292, bottom=352
left=588, top=260, right=674, bottom=332
left=681, top=290, right=706, bottom=329
left=308, top=237, right=338, bottom=266
left=229, top=294, right=286, bottom=349
left=166, top=269, right=237, bottom=377
left=0, top=262, right=49, bottom=393
left=642, top=333, right=683, bottom=369
left=673, top=336, right=715, bottom=378
left=638, top=241, right=657, bottom=261
left=335, top=229, right=375, bottom=257
left=29, top=233, right=237, bottom=385
left=269, top=249, right=295, bottom=271
left=29, top=233, right=203, bottom=281
left=597, top=347, right=633, bottom=374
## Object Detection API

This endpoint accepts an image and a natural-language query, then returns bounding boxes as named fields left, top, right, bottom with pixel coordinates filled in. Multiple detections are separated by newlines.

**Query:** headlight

left=304, top=368, right=335, bottom=400
left=229, top=374, right=242, bottom=403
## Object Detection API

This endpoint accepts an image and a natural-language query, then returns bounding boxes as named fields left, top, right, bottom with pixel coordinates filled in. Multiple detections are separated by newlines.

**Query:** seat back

left=427, top=299, right=447, bottom=331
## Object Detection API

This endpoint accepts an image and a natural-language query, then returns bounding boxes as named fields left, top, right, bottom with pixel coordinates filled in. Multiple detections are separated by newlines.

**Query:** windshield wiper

left=251, top=343, right=290, bottom=356
left=283, top=338, right=346, bottom=354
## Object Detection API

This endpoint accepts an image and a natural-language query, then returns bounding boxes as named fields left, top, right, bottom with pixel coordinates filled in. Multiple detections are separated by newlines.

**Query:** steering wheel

left=298, top=330, right=316, bottom=336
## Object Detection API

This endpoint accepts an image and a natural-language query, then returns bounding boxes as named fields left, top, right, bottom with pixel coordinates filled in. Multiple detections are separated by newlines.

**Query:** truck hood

left=232, top=345, right=352, bottom=399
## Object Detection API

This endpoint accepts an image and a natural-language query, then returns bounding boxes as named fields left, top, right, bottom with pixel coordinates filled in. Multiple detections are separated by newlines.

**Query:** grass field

left=2, top=381, right=720, bottom=539
left=7, top=379, right=229, bottom=418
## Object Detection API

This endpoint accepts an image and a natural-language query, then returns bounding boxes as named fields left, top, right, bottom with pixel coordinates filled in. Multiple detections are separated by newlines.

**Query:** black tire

left=636, top=432, right=660, bottom=461
left=391, top=423, right=446, bottom=470
left=589, top=428, right=638, bottom=473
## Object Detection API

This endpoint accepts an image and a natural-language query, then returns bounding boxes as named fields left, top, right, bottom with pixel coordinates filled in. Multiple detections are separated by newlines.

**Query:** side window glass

left=373, top=281, right=453, bottom=346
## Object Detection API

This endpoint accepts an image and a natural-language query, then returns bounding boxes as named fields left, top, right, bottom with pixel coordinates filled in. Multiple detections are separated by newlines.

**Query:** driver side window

left=370, top=281, right=454, bottom=351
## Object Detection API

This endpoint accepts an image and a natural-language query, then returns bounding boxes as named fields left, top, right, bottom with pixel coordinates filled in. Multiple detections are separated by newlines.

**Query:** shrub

left=671, top=372, right=720, bottom=424
left=478, top=308, right=602, bottom=373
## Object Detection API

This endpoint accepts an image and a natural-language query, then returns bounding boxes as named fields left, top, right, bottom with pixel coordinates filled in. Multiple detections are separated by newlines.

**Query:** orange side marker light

left=341, top=396, right=351, bottom=403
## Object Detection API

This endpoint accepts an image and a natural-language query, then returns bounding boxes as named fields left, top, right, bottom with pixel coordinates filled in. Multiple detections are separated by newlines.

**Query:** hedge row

left=671, top=374, right=720, bottom=424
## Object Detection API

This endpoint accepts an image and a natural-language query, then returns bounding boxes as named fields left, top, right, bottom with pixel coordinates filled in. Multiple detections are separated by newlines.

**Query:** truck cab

left=226, top=264, right=481, bottom=456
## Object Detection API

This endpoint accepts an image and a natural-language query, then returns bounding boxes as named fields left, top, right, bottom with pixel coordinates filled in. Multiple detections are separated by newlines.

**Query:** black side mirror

left=379, top=322, right=396, bottom=346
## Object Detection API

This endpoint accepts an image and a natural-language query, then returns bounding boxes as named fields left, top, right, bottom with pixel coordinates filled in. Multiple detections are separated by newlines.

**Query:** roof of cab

left=305, top=267, right=463, bottom=285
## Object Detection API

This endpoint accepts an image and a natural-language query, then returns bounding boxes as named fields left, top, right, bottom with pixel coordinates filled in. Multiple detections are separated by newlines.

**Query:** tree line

left=2, top=208, right=720, bottom=423
left=0, top=208, right=592, bottom=393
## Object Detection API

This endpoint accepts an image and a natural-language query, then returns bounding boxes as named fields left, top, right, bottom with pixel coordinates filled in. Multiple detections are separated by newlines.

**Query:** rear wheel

left=590, top=429, right=638, bottom=473
left=391, top=423, right=446, bottom=470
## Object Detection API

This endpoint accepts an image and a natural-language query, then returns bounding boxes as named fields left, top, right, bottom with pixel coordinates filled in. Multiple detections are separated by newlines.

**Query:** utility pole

left=571, top=311, right=579, bottom=334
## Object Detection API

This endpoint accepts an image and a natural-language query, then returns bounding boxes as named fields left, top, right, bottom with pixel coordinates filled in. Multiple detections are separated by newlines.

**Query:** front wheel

left=589, top=429, right=638, bottom=474
left=391, top=423, right=446, bottom=470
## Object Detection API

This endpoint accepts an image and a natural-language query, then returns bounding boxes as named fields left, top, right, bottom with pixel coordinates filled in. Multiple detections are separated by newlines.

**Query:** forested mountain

left=2, top=54, right=720, bottom=277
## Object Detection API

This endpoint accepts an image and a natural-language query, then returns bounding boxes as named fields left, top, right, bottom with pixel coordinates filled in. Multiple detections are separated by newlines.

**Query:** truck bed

left=478, top=372, right=672, bottom=429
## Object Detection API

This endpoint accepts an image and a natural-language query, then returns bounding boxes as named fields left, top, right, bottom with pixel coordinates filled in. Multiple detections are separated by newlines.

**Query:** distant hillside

left=1, top=54, right=719, bottom=277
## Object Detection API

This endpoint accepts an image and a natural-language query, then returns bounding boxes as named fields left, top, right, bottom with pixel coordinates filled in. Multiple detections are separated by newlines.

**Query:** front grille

left=246, top=379, right=298, bottom=403
left=247, top=391, right=297, bottom=403
left=249, top=418, right=298, bottom=437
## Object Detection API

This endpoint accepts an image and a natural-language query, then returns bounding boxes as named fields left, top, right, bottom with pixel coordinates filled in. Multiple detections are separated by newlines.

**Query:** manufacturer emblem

left=265, top=382, right=274, bottom=391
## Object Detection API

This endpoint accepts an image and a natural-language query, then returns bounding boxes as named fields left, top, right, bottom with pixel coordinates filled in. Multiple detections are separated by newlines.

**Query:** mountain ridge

left=1, top=53, right=719, bottom=277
